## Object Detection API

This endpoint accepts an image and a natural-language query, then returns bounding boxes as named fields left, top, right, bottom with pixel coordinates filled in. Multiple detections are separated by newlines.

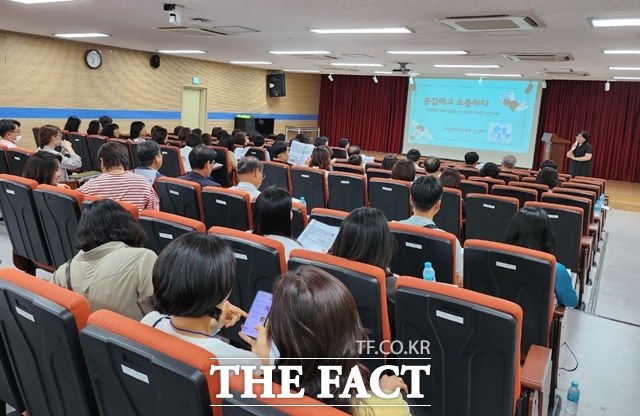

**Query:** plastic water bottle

left=422, top=262, right=436, bottom=282
left=566, top=381, right=580, bottom=414
left=299, top=196, right=306, bottom=208
left=594, top=198, right=602, bottom=216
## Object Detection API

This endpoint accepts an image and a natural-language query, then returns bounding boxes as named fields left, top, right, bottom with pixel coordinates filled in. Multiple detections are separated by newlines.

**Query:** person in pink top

left=0, top=119, right=22, bottom=149
left=79, top=141, right=159, bottom=212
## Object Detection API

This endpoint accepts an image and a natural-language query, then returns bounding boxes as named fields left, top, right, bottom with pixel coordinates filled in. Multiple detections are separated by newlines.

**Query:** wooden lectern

left=541, top=133, right=571, bottom=173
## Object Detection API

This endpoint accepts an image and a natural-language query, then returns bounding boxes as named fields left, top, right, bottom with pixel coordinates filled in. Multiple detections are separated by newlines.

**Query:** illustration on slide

left=488, top=123, right=512, bottom=143
left=409, top=119, right=435, bottom=142
left=499, top=91, right=531, bottom=112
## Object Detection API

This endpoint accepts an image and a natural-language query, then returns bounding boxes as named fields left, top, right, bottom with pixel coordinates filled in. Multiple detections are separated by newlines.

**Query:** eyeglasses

left=11, top=129, right=21, bottom=134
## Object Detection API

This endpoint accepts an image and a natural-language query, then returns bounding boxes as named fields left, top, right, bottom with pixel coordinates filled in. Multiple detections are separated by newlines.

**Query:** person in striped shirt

left=79, top=141, right=159, bottom=212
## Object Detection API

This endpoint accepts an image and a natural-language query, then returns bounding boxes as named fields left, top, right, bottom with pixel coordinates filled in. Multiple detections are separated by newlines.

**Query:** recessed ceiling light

left=54, top=33, right=110, bottom=38
left=590, top=18, right=640, bottom=27
left=269, top=50, right=331, bottom=55
left=613, top=76, right=640, bottom=80
left=434, top=64, right=501, bottom=68
left=603, top=50, right=640, bottom=54
left=11, top=0, right=75, bottom=3
left=373, top=71, right=394, bottom=74
left=157, top=50, right=207, bottom=54
left=387, top=50, right=468, bottom=55
left=311, top=27, right=412, bottom=34
left=465, top=73, right=522, bottom=77
left=282, top=69, right=321, bottom=73
left=229, top=61, right=273, bottom=65
left=609, top=66, right=640, bottom=70
left=330, top=63, right=384, bottom=67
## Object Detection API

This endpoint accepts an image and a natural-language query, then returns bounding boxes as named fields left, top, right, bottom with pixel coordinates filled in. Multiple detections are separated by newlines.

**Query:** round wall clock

left=84, top=49, right=102, bottom=69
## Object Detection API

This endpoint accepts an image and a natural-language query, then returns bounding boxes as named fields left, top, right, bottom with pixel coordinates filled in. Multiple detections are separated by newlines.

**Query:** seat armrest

left=553, top=305, right=566, bottom=318
left=521, top=345, right=552, bottom=391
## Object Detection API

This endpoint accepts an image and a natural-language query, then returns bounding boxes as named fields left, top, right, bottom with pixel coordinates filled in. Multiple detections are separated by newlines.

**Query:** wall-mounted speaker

left=267, top=74, right=286, bottom=97
left=150, top=54, right=161, bottom=69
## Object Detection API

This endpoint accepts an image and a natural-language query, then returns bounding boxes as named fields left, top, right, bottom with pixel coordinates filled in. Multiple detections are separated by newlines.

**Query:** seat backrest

left=155, top=177, right=202, bottom=221
left=469, top=176, right=505, bottom=191
left=260, top=161, right=291, bottom=192
left=139, top=210, right=206, bottom=255
left=395, top=277, right=522, bottom=415
left=309, top=207, right=349, bottom=227
left=290, top=166, right=327, bottom=212
left=33, top=184, right=84, bottom=268
left=460, top=179, right=488, bottom=199
left=365, top=168, right=392, bottom=181
left=87, top=135, right=108, bottom=171
left=492, top=185, right=538, bottom=206
left=68, top=133, right=94, bottom=171
left=498, top=172, right=520, bottom=184
left=463, top=239, right=555, bottom=358
left=80, top=309, right=221, bottom=416
left=368, top=178, right=411, bottom=221
left=524, top=202, right=583, bottom=271
left=433, top=187, right=463, bottom=239
left=0, top=268, right=96, bottom=416
left=245, top=147, right=267, bottom=161
left=329, top=146, right=347, bottom=159
left=208, top=227, right=285, bottom=344
left=201, top=188, right=252, bottom=230
left=511, top=181, right=549, bottom=199
left=32, top=127, right=41, bottom=148
left=332, top=163, right=364, bottom=175
left=6, top=147, right=33, bottom=176
left=561, top=182, right=600, bottom=198
left=540, top=192, right=591, bottom=235
left=0, top=175, right=52, bottom=267
left=572, top=177, right=605, bottom=195
left=388, top=222, right=457, bottom=284
left=158, top=145, right=186, bottom=177
left=553, top=187, right=597, bottom=211
left=521, top=176, right=536, bottom=183
left=130, top=141, right=141, bottom=169
left=465, top=194, right=519, bottom=243
left=0, top=146, right=9, bottom=174
left=455, top=166, right=480, bottom=178
left=209, top=146, right=232, bottom=187
left=287, top=250, right=391, bottom=369
left=327, top=172, right=367, bottom=212
left=291, top=201, right=308, bottom=239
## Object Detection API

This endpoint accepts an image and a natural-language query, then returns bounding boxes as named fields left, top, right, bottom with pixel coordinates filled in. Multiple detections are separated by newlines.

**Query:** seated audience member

left=540, top=159, right=558, bottom=170
left=64, top=116, right=81, bottom=133
left=270, top=141, right=290, bottom=164
left=79, top=141, right=160, bottom=212
left=211, top=127, right=222, bottom=138
left=505, top=207, right=579, bottom=307
left=347, top=145, right=361, bottom=157
left=381, top=153, right=398, bottom=171
left=274, top=133, right=286, bottom=142
left=86, top=120, right=102, bottom=136
left=130, top=121, right=147, bottom=141
left=406, top=149, right=422, bottom=169
left=52, top=199, right=157, bottom=319
left=101, top=123, right=120, bottom=138
left=501, top=154, right=517, bottom=172
left=463, top=151, right=480, bottom=168
left=229, top=156, right=263, bottom=198
left=151, top=127, right=168, bottom=145
left=173, top=125, right=183, bottom=136
left=397, top=176, right=463, bottom=284
left=0, top=119, right=21, bottom=148
left=201, top=133, right=213, bottom=145
left=338, top=138, right=350, bottom=149
left=252, top=186, right=302, bottom=260
left=347, top=154, right=363, bottom=166
left=251, top=134, right=271, bottom=160
left=232, top=128, right=243, bottom=137
left=150, top=125, right=161, bottom=136
left=314, top=136, right=328, bottom=147
left=192, top=128, right=202, bottom=137
left=38, top=124, right=82, bottom=182
left=308, top=146, right=332, bottom=171
left=178, top=145, right=221, bottom=188
left=241, top=265, right=410, bottom=413
left=99, top=115, right=112, bottom=127
left=535, top=166, right=561, bottom=189
left=480, top=162, right=500, bottom=179
left=294, top=133, right=309, bottom=144
left=424, top=157, right=441, bottom=176
left=219, top=133, right=238, bottom=170
left=142, top=232, right=262, bottom=366
left=178, top=127, right=191, bottom=142
left=133, top=140, right=164, bottom=184
left=440, top=167, right=465, bottom=218
left=22, top=151, right=69, bottom=189
left=391, top=159, right=416, bottom=182
left=234, top=131, right=248, bottom=146
left=181, top=133, right=203, bottom=172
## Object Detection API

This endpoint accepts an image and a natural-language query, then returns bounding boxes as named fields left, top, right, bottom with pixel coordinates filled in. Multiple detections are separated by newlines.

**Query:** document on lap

left=288, top=141, right=315, bottom=166
left=296, top=219, right=340, bottom=253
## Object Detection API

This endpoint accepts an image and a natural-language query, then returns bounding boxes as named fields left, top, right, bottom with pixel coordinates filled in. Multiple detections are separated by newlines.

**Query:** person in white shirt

left=180, top=133, right=203, bottom=172
left=38, top=124, right=82, bottom=182
left=229, top=156, right=263, bottom=198
left=252, top=186, right=302, bottom=261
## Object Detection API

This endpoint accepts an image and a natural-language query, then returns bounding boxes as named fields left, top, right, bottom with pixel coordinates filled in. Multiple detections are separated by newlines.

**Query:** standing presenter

left=567, top=130, right=593, bottom=177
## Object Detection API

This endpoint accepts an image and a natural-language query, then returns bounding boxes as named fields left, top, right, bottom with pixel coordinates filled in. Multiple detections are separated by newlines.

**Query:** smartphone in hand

left=240, top=291, right=272, bottom=338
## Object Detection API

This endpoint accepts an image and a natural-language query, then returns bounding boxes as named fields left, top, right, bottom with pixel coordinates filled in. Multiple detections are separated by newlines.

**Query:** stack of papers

left=296, top=219, right=340, bottom=253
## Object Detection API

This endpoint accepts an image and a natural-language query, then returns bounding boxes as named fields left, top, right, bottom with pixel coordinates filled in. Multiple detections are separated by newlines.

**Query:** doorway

left=181, top=86, right=207, bottom=130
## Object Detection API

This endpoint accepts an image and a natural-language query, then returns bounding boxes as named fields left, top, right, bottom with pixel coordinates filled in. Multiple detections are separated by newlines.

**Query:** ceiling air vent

left=536, top=70, right=590, bottom=77
left=438, top=15, right=540, bottom=31
left=157, top=27, right=227, bottom=37
left=502, top=53, right=574, bottom=62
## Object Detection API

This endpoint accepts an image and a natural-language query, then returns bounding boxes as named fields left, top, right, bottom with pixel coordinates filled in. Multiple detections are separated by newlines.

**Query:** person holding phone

left=38, top=124, right=82, bottom=182
left=566, top=130, right=593, bottom=177
left=142, top=232, right=265, bottom=367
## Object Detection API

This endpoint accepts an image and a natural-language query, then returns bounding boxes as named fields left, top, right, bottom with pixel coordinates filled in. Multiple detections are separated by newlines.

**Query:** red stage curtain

left=537, top=80, right=640, bottom=181
left=318, top=75, right=408, bottom=154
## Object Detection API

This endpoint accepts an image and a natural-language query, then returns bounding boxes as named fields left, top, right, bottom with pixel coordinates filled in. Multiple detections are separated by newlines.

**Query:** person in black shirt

left=567, top=130, right=593, bottom=177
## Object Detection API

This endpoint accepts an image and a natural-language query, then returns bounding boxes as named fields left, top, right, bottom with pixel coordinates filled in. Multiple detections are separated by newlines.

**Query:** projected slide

left=403, top=78, right=542, bottom=167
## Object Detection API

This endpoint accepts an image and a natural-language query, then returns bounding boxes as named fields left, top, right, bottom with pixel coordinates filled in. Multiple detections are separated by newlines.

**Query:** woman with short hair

left=38, top=124, right=82, bottom=182
left=22, top=151, right=68, bottom=188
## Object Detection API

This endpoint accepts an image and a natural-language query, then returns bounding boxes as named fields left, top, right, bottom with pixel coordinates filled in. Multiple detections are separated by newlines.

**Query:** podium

left=541, top=133, right=571, bottom=173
